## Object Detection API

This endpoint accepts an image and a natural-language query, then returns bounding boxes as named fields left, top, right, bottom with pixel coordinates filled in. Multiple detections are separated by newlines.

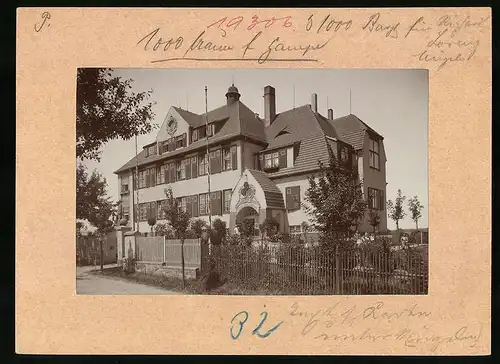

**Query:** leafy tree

left=236, top=219, right=255, bottom=246
left=368, top=209, right=381, bottom=233
left=76, top=68, right=156, bottom=161
left=304, top=155, right=367, bottom=247
left=161, top=187, right=191, bottom=287
left=190, top=218, right=208, bottom=238
left=261, top=217, right=280, bottom=241
left=387, top=189, right=406, bottom=231
left=407, top=196, right=424, bottom=231
left=211, top=218, right=227, bottom=245
left=76, top=163, right=115, bottom=233
left=154, top=222, right=175, bottom=239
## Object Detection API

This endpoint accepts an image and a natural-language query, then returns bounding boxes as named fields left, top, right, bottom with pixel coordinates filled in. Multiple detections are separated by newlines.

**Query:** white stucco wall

left=274, top=174, right=315, bottom=228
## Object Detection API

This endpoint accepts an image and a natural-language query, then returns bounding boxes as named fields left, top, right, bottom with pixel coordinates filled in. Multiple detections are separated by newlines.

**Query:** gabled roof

left=267, top=135, right=332, bottom=179
left=114, top=100, right=266, bottom=174
left=247, top=169, right=285, bottom=209
left=331, top=114, right=383, bottom=150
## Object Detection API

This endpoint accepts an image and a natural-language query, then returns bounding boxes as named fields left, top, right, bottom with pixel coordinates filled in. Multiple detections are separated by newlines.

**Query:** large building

left=114, top=84, right=387, bottom=236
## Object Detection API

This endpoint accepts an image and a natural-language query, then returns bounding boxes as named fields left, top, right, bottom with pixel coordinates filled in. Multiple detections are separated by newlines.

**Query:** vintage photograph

left=76, top=68, right=428, bottom=296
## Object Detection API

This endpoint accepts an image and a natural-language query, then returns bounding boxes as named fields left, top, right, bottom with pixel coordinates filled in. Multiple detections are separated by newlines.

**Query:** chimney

left=328, top=108, right=334, bottom=119
left=264, top=85, right=276, bottom=127
left=311, top=93, right=318, bottom=113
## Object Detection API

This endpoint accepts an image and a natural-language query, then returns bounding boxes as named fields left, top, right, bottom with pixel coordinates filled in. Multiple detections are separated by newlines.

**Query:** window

left=192, top=130, right=198, bottom=142
left=156, top=164, right=166, bottom=185
left=340, top=146, right=349, bottom=163
left=139, top=170, right=146, bottom=189
left=207, top=124, right=215, bottom=136
left=290, top=225, right=301, bottom=234
left=222, top=148, right=232, bottom=171
left=198, top=126, right=207, bottom=139
left=138, top=203, right=155, bottom=221
left=264, top=151, right=280, bottom=169
left=223, top=189, right=232, bottom=213
left=199, top=193, right=210, bottom=215
left=368, top=188, right=384, bottom=210
left=369, top=138, right=380, bottom=170
left=286, top=186, right=301, bottom=210
left=181, top=197, right=187, bottom=213
left=157, top=200, right=167, bottom=220
left=198, top=153, right=209, bottom=176
left=122, top=206, right=130, bottom=220
left=176, top=160, right=186, bottom=180
left=176, top=135, right=184, bottom=149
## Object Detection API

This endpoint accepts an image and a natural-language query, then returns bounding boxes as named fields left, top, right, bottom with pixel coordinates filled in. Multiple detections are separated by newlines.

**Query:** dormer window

left=207, top=124, right=215, bottom=136
left=192, top=130, right=198, bottom=142
left=144, top=145, right=157, bottom=157
left=265, top=152, right=279, bottom=170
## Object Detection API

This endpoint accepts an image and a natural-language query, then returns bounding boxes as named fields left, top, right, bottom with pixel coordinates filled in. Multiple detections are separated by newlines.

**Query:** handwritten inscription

left=34, top=11, right=51, bottom=32
left=208, top=15, right=293, bottom=37
left=230, top=310, right=283, bottom=340
left=290, top=301, right=483, bottom=352
left=136, top=12, right=489, bottom=69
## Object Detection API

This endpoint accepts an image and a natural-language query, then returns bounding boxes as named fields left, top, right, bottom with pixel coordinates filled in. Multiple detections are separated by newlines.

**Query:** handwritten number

left=230, top=311, right=249, bottom=340
left=306, top=15, right=313, bottom=31
left=34, top=11, right=51, bottom=32
left=252, top=311, right=283, bottom=338
left=230, top=311, right=282, bottom=340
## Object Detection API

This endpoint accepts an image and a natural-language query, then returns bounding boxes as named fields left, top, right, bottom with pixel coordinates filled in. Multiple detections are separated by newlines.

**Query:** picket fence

left=209, top=244, right=428, bottom=295
left=135, top=236, right=202, bottom=269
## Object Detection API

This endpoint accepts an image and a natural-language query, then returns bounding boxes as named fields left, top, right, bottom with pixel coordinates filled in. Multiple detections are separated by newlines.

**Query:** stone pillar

left=115, top=225, right=132, bottom=265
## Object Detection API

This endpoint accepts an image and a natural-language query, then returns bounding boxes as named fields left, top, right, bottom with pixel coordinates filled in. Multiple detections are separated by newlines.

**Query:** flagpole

left=134, top=134, right=140, bottom=232
left=205, top=86, right=212, bottom=232
left=349, top=88, right=352, bottom=114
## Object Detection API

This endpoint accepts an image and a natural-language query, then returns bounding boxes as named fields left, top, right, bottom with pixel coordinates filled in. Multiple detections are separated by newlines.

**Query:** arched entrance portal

left=235, top=206, right=259, bottom=236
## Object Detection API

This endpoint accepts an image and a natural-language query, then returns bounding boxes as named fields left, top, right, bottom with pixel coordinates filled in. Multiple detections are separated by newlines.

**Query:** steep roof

left=115, top=100, right=266, bottom=174
left=331, top=114, right=383, bottom=150
left=248, top=169, right=285, bottom=209
left=266, top=135, right=332, bottom=179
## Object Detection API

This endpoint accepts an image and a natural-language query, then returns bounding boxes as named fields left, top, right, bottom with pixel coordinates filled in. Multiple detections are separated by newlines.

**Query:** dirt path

left=76, top=266, right=179, bottom=295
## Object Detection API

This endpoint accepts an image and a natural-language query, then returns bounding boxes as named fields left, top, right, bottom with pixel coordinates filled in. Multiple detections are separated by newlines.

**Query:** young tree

left=161, top=187, right=191, bottom=287
left=190, top=218, right=208, bottom=238
left=147, top=215, right=157, bottom=236
left=408, top=196, right=424, bottom=231
left=76, top=163, right=115, bottom=233
left=301, top=221, right=310, bottom=244
left=76, top=68, right=156, bottom=161
left=386, top=189, right=406, bottom=231
left=368, top=209, right=381, bottom=233
left=304, top=155, right=367, bottom=247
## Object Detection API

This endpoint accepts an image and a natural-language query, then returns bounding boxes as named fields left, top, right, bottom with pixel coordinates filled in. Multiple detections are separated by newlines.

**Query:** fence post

left=334, top=244, right=340, bottom=294
left=163, top=236, right=166, bottom=263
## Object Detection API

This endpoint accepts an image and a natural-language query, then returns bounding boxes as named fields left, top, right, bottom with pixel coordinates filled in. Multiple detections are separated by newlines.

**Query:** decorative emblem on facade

left=235, top=181, right=260, bottom=212
left=166, top=115, right=178, bottom=136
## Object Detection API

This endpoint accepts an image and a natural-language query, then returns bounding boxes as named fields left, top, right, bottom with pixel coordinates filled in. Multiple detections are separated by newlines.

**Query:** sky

left=80, top=68, right=428, bottom=230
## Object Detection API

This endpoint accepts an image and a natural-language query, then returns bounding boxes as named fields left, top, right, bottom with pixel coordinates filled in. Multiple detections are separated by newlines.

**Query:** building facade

left=114, top=84, right=387, bottom=236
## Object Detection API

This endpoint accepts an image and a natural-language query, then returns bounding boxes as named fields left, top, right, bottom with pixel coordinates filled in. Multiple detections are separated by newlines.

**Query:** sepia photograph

left=76, top=68, right=429, bottom=296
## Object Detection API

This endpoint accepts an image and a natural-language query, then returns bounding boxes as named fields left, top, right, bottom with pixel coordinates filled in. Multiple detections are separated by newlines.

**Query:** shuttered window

left=285, top=186, right=301, bottom=210
left=211, top=191, right=222, bottom=215
left=279, top=149, right=287, bottom=168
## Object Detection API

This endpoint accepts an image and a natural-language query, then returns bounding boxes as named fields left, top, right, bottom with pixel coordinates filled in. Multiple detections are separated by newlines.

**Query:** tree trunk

left=396, top=220, right=399, bottom=230
left=181, top=238, right=186, bottom=289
